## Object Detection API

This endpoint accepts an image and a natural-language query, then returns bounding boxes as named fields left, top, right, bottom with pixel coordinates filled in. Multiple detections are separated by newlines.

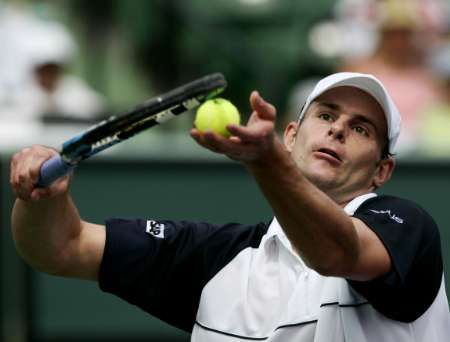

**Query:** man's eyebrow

left=315, top=101, right=341, bottom=111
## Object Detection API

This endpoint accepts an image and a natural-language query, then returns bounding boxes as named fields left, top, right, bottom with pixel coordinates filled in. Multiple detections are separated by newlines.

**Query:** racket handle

left=37, top=155, right=75, bottom=188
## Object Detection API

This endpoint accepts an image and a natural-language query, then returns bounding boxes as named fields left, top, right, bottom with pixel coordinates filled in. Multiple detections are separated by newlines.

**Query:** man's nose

left=328, top=120, right=347, bottom=142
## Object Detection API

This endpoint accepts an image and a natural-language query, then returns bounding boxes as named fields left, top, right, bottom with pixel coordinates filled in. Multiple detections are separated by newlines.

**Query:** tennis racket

left=37, top=73, right=227, bottom=187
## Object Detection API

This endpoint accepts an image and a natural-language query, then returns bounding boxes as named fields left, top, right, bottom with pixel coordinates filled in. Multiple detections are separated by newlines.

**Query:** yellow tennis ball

left=194, top=98, right=240, bottom=137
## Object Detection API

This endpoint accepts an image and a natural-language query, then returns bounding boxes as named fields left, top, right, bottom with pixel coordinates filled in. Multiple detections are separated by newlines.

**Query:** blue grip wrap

left=37, top=155, right=75, bottom=187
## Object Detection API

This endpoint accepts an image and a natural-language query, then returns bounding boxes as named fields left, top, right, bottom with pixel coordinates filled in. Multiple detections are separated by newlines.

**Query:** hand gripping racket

left=37, top=73, right=227, bottom=187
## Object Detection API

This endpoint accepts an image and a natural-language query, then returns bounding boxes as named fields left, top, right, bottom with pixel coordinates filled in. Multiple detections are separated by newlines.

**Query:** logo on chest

left=368, top=209, right=404, bottom=224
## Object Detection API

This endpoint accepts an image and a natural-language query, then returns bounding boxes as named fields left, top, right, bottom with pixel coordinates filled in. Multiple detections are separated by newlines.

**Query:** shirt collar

left=343, top=192, right=377, bottom=215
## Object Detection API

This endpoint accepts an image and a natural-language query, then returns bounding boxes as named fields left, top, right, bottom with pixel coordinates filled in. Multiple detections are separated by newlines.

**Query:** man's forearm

left=11, top=192, right=83, bottom=275
left=245, top=141, right=360, bottom=275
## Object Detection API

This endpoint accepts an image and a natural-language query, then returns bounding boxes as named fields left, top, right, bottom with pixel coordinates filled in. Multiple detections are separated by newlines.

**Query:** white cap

left=298, top=72, right=401, bottom=153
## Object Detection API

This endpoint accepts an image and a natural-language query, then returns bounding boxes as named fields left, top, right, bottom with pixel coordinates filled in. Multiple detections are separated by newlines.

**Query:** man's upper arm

left=346, top=195, right=443, bottom=322
left=63, top=220, right=105, bottom=281
left=346, top=217, right=392, bottom=282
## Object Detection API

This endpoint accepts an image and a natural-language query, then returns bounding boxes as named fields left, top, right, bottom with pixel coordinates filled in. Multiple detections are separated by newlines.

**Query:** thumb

left=250, top=91, right=276, bottom=121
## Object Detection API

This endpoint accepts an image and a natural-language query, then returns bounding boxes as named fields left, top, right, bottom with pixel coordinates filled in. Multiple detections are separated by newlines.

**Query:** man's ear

left=283, top=122, right=298, bottom=152
left=373, top=157, right=395, bottom=188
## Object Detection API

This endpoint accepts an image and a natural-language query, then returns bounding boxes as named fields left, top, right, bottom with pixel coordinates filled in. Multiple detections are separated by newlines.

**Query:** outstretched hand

left=191, top=91, right=279, bottom=163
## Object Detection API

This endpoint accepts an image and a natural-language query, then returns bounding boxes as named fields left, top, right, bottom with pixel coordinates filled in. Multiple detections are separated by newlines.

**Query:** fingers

left=190, top=129, right=241, bottom=154
left=190, top=128, right=268, bottom=162
left=226, top=120, right=274, bottom=144
left=249, top=90, right=276, bottom=122
left=30, top=176, right=71, bottom=201
left=30, top=188, right=52, bottom=202
left=10, top=145, right=67, bottom=202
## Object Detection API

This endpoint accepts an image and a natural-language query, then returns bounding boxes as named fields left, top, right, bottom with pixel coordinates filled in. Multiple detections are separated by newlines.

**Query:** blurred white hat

left=24, top=21, right=76, bottom=68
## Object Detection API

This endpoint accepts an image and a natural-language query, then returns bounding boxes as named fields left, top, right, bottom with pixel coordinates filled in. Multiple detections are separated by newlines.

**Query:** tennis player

left=10, top=72, right=450, bottom=341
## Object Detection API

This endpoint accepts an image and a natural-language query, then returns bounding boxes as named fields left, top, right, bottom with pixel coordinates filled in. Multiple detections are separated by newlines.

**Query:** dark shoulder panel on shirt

left=99, top=218, right=268, bottom=332
left=348, top=195, right=443, bottom=322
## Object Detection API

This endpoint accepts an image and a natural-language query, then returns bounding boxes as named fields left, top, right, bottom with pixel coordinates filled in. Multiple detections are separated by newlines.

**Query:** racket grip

left=37, top=155, right=75, bottom=188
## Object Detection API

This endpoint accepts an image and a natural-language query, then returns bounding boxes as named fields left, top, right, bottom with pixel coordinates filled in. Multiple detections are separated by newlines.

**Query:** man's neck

left=323, top=187, right=376, bottom=209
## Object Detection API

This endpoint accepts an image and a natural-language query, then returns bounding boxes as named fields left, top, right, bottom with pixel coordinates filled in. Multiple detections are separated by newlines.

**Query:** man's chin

left=303, top=169, right=341, bottom=193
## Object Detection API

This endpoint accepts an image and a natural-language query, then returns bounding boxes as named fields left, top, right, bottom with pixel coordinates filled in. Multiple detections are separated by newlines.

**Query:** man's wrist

left=243, top=137, right=291, bottom=173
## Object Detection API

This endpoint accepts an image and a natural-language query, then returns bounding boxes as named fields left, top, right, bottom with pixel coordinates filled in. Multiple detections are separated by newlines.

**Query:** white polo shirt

left=100, top=193, right=450, bottom=341
left=192, top=193, right=450, bottom=341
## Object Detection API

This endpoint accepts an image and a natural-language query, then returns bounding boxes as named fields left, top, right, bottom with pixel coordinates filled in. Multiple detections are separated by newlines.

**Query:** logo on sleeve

left=369, top=209, right=404, bottom=224
left=146, top=220, right=165, bottom=238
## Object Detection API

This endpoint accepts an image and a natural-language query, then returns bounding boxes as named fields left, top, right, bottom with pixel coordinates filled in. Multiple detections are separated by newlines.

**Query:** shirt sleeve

left=348, top=195, right=443, bottom=322
left=98, top=218, right=267, bottom=332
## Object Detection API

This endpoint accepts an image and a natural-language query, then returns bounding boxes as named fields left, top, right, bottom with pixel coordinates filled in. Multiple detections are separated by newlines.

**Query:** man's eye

left=353, top=126, right=368, bottom=136
left=318, top=113, right=332, bottom=121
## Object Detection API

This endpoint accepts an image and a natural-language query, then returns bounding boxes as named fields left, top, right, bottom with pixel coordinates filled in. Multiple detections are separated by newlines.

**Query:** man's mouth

left=316, top=148, right=342, bottom=162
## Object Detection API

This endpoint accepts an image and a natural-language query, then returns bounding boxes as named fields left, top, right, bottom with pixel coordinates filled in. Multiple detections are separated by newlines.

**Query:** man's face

left=284, top=86, right=394, bottom=204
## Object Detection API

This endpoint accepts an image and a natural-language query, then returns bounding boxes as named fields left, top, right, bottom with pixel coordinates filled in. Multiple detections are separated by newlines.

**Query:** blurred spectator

left=338, top=0, right=448, bottom=155
left=0, top=4, right=106, bottom=127
left=418, top=42, right=450, bottom=158
left=284, top=0, right=384, bottom=128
